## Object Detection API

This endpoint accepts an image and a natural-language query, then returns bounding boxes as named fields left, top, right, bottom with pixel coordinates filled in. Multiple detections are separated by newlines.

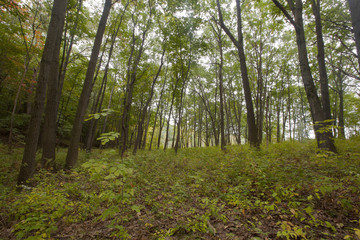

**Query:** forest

left=0, top=0, right=360, bottom=239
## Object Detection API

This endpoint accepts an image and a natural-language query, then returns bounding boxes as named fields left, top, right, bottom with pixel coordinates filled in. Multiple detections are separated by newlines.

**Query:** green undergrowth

left=0, top=138, right=360, bottom=239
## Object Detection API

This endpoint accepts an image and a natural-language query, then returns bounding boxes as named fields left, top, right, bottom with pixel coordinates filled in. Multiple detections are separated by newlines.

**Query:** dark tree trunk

left=171, top=117, right=177, bottom=149
left=142, top=110, right=151, bottom=149
left=133, top=48, right=165, bottom=154
left=218, top=29, right=226, bottom=150
left=157, top=109, right=165, bottom=149
left=164, top=80, right=178, bottom=150
left=86, top=1, right=129, bottom=152
left=193, top=96, right=197, bottom=147
left=18, top=0, right=68, bottom=185
left=337, top=65, right=346, bottom=138
left=348, top=0, right=360, bottom=69
left=216, top=0, right=259, bottom=147
left=174, top=67, right=190, bottom=153
left=57, top=69, right=81, bottom=126
left=198, top=101, right=203, bottom=147
left=149, top=76, right=166, bottom=150
left=163, top=101, right=174, bottom=150
left=311, top=0, right=332, bottom=120
left=120, top=7, right=152, bottom=156
left=311, top=0, right=335, bottom=142
left=195, top=78, right=219, bottom=145
left=65, top=0, right=112, bottom=169
left=210, top=21, right=226, bottom=150
left=272, top=0, right=336, bottom=152
left=100, top=83, right=115, bottom=148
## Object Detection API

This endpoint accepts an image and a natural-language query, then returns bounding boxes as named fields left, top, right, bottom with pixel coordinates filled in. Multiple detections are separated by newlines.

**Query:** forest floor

left=1, top=138, right=360, bottom=240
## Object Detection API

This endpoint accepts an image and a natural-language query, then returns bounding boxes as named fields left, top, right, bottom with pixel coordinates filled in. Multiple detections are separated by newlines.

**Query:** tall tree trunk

left=174, top=68, right=190, bottom=153
left=100, top=83, right=115, bottom=148
left=348, top=0, right=360, bottom=70
left=195, top=78, right=219, bottom=145
left=218, top=31, right=226, bottom=150
left=157, top=109, right=165, bottom=149
left=198, top=101, right=203, bottom=147
left=193, top=96, right=197, bottom=148
left=18, top=0, right=68, bottom=185
left=65, top=0, right=112, bottom=169
left=86, top=2, right=129, bottom=152
left=272, top=0, right=336, bottom=152
left=216, top=0, right=259, bottom=147
left=171, top=117, right=177, bottom=149
left=42, top=0, right=83, bottom=167
left=337, top=65, right=345, bottom=138
left=120, top=7, right=152, bottom=156
left=210, top=21, right=226, bottom=150
left=311, top=0, right=332, bottom=120
left=149, top=77, right=166, bottom=150
left=57, top=69, right=81, bottom=126
left=133, top=48, right=165, bottom=154
left=164, top=81, right=178, bottom=150
left=142, top=110, right=151, bottom=149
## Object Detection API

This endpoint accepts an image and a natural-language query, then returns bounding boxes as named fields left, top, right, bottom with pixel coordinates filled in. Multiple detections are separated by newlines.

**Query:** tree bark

left=42, top=0, right=83, bottom=167
left=211, top=22, right=226, bottom=150
left=86, top=1, right=129, bottom=152
left=164, top=80, right=178, bottom=150
left=120, top=7, right=152, bottom=156
left=133, top=48, right=165, bottom=154
left=18, top=0, right=68, bottom=185
left=174, top=64, right=190, bottom=153
left=65, top=0, right=112, bottom=169
left=348, top=0, right=360, bottom=70
left=149, top=75, right=166, bottom=150
left=272, top=0, right=336, bottom=152
left=216, top=0, right=259, bottom=147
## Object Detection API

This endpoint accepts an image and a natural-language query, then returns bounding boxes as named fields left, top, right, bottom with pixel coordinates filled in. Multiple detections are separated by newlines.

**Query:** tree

left=216, top=0, right=259, bottom=147
left=311, top=0, right=333, bottom=123
left=133, top=47, right=166, bottom=155
left=8, top=1, right=43, bottom=152
left=42, top=0, right=84, bottom=167
left=271, top=0, right=337, bottom=152
left=347, top=0, right=360, bottom=70
left=85, top=0, right=129, bottom=153
left=65, top=0, right=112, bottom=169
left=209, top=21, right=226, bottom=150
left=17, top=0, right=68, bottom=185
left=119, top=1, right=153, bottom=156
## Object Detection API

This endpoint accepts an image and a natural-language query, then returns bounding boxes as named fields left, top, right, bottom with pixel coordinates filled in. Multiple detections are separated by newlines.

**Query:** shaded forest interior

left=0, top=0, right=360, bottom=238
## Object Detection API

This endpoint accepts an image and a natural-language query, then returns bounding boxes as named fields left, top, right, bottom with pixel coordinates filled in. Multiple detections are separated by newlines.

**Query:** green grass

left=0, top=138, right=360, bottom=239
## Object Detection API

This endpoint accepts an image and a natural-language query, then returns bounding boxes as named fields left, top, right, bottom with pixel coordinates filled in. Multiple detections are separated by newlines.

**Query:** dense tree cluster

left=0, top=0, right=359, bottom=183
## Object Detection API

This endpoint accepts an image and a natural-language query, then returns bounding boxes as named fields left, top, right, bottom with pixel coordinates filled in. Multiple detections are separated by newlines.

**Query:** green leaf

left=94, top=113, right=101, bottom=119
left=131, top=205, right=142, bottom=213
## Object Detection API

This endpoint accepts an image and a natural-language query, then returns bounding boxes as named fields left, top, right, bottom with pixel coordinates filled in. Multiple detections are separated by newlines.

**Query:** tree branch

left=271, top=0, right=296, bottom=26
left=215, top=0, right=240, bottom=49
